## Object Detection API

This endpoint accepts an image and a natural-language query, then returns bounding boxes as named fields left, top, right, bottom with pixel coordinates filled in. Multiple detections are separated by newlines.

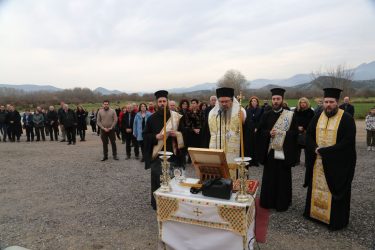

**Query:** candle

left=240, top=109, right=244, bottom=160
left=163, top=103, right=167, bottom=156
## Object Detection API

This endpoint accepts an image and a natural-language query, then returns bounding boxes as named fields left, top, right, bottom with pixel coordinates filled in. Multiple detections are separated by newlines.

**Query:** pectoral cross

left=193, top=207, right=202, bottom=217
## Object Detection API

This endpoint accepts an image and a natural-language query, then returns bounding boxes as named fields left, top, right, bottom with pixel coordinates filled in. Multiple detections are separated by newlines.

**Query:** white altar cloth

left=154, top=178, right=256, bottom=250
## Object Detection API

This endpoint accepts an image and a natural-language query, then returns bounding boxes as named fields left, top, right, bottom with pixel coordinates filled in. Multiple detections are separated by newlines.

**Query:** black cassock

left=143, top=110, right=185, bottom=210
left=256, top=109, right=298, bottom=211
left=303, top=111, right=356, bottom=230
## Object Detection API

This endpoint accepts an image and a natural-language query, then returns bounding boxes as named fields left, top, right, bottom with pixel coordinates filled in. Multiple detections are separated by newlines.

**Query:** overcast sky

left=0, top=0, right=374, bottom=92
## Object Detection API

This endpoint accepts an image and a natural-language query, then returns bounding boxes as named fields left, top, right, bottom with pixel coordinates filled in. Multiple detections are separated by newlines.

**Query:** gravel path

left=0, top=121, right=374, bottom=250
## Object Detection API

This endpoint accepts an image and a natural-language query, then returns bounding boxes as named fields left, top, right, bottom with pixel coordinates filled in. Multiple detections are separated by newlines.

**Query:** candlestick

left=163, top=104, right=167, bottom=157
left=237, top=92, right=245, bottom=160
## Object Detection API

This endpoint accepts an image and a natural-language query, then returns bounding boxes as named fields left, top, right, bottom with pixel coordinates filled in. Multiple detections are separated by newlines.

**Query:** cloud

left=0, top=0, right=374, bottom=91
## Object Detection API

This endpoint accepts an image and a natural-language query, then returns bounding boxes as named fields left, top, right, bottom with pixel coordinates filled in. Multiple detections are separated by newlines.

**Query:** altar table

left=154, top=178, right=257, bottom=250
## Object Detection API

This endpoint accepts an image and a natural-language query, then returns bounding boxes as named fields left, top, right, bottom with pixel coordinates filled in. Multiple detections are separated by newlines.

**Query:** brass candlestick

left=159, top=151, right=173, bottom=192
left=235, top=91, right=251, bottom=203
left=235, top=157, right=251, bottom=202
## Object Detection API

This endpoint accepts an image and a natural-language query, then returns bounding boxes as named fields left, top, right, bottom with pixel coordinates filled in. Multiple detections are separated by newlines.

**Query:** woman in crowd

left=89, top=109, right=97, bottom=133
left=76, top=105, right=88, bottom=141
left=294, top=97, right=315, bottom=166
left=244, top=96, right=263, bottom=166
left=188, top=99, right=203, bottom=148
left=178, top=99, right=191, bottom=164
left=118, top=106, right=127, bottom=144
left=133, top=103, right=152, bottom=162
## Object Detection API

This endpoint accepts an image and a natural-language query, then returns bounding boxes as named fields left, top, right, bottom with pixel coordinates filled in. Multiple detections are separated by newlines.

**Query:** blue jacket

left=23, top=113, right=34, bottom=128
left=133, top=111, right=152, bottom=141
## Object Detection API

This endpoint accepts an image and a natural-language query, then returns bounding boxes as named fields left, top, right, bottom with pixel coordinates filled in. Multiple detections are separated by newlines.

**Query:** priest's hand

left=315, top=147, right=321, bottom=156
left=270, top=129, right=277, bottom=138
left=156, top=133, right=163, bottom=140
left=169, top=130, right=177, bottom=137
left=193, top=128, right=200, bottom=134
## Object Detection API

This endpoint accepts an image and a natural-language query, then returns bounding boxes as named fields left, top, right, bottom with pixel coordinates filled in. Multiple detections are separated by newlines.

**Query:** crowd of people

left=0, top=94, right=373, bottom=158
left=0, top=103, right=88, bottom=144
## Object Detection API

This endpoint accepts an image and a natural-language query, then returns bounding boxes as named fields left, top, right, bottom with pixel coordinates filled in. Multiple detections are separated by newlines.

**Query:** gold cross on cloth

left=193, top=207, right=203, bottom=217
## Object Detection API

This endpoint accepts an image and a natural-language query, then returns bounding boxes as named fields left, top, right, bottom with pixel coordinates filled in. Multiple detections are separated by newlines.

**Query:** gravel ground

left=0, top=121, right=374, bottom=250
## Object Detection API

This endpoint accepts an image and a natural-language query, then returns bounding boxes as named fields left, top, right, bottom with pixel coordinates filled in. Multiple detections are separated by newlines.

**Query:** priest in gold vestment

left=207, top=87, right=246, bottom=179
left=304, top=88, right=356, bottom=230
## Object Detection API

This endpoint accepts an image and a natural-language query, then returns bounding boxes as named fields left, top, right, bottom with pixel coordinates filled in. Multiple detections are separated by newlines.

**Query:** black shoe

left=140, top=157, right=145, bottom=162
left=135, top=155, right=140, bottom=160
left=60, top=139, right=66, bottom=142
left=113, top=156, right=119, bottom=160
left=67, top=142, right=72, bottom=145
left=101, top=157, right=108, bottom=161
left=73, top=142, right=76, bottom=145
left=126, top=156, right=130, bottom=160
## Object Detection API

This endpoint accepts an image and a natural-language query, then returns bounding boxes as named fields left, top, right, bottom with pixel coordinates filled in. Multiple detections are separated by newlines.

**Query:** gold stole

left=310, top=109, right=344, bottom=224
left=152, top=111, right=184, bottom=160
left=268, top=110, right=294, bottom=160
left=208, top=105, right=242, bottom=179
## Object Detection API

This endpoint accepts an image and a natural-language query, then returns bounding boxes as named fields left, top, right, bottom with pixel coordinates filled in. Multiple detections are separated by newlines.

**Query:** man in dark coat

left=339, top=96, right=355, bottom=117
left=60, top=104, right=77, bottom=145
left=46, top=106, right=59, bottom=141
left=304, top=88, right=356, bottom=230
left=0, top=105, right=8, bottom=142
left=122, top=104, right=139, bottom=159
left=201, top=96, right=217, bottom=148
left=143, top=90, right=185, bottom=210
left=256, top=88, right=298, bottom=211
left=58, top=101, right=67, bottom=142
left=6, top=105, right=22, bottom=142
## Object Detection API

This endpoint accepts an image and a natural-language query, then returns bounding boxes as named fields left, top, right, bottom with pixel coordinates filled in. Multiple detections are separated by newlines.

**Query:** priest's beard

left=272, top=103, right=282, bottom=112
left=157, top=105, right=169, bottom=112
left=220, top=107, right=232, bottom=123
left=324, top=106, right=339, bottom=118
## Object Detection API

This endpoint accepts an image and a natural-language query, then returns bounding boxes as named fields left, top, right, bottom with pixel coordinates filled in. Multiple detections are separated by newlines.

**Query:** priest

left=207, top=87, right=246, bottom=179
left=256, top=88, right=298, bottom=211
left=303, top=88, right=356, bottom=230
left=143, top=90, right=185, bottom=210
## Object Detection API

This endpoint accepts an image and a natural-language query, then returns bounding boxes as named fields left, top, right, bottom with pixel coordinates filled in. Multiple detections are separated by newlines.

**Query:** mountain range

left=1, top=60, right=375, bottom=94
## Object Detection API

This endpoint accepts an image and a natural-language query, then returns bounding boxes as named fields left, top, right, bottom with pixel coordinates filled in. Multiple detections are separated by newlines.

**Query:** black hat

left=154, top=90, right=168, bottom=99
left=270, top=88, right=286, bottom=97
left=323, top=88, right=342, bottom=99
left=216, top=87, right=234, bottom=98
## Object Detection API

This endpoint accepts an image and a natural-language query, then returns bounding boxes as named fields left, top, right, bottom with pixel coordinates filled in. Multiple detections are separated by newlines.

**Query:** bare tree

left=217, top=69, right=250, bottom=95
left=311, top=64, right=354, bottom=97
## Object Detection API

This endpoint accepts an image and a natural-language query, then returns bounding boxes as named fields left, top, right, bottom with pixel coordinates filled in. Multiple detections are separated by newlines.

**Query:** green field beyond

left=81, top=98, right=374, bottom=119
left=19, top=97, right=375, bottom=120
